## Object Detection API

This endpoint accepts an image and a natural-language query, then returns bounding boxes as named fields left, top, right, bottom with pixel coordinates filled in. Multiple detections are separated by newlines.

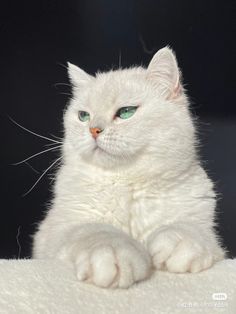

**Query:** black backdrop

left=0, top=0, right=235, bottom=259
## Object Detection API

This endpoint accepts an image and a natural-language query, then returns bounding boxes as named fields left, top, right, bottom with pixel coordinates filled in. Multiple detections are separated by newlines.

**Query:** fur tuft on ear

left=147, top=47, right=182, bottom=99
left=67, top=62, right=93, bottom=89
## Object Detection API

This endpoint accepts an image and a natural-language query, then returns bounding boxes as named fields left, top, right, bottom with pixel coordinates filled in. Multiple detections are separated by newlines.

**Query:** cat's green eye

left=115, top=106, right=138, bottom=120
left=78, top=111, right=90, bottom=122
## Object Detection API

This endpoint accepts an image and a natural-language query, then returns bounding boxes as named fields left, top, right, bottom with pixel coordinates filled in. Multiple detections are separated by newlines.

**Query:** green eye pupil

left=116, top=106, right=138, bottom=119
left=78, top=111, right=90, bottom=122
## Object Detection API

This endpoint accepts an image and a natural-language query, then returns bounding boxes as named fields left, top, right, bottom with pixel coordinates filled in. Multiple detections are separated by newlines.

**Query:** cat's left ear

left=147, top=47, right=182, bottom=99
left=67, top=62, right=93, bottom=89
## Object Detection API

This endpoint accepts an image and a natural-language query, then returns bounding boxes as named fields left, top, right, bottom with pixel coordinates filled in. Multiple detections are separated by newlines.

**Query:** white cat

left=33, top=47, right=225, bottom=288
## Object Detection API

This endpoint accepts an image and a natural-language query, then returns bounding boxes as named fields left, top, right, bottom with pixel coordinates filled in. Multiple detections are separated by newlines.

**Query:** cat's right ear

left=147, top=47, right=182, bottom=99
left=67, top=62, right=93, bottom=89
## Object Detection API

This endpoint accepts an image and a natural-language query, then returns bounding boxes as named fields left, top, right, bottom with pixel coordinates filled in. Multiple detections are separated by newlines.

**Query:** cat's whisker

left=54, top=82, right=71, bottom=87
left=44, top=142, right=63, bottom=148
left=9, top=116, right=62, bottom=144
left=59, top=92, right=73, bottom=97
left=118, top=50, right=122, bottom=68
left=24, top=162, right=40, bottom=174
left=22, top=157, right=62, bottom=197
left=49, top=134, right=63, bottom=141
left=56, top=62, right=68, bottom=70
left=12, top=145, right=62, bottom=166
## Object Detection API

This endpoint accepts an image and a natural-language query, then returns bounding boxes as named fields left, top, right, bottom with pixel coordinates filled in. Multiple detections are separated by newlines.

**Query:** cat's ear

left=67, top=62, right=93, bottom=89
left=147, top=47, right=182, bottom=99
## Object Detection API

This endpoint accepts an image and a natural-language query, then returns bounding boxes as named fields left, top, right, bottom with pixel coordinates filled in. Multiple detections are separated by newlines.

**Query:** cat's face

left=64, top=47, right=195, bottom=171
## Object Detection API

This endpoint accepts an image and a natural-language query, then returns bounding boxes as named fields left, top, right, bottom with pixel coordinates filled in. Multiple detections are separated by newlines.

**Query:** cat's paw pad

left=147, top=227, right=213, bottom=273
left=75, top=240, right=151, bottom=288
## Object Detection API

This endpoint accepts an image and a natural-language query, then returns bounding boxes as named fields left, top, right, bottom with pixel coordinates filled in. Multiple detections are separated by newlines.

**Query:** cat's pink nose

left=89, top=127, right=103, bottom=139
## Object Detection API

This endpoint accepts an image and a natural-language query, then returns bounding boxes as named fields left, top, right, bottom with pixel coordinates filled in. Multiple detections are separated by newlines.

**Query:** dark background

left=0, top=0, right=235, bottom=259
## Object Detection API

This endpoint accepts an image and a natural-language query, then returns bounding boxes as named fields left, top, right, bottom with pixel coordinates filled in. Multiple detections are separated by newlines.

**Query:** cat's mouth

left=94, top=145, right=106, bottom=154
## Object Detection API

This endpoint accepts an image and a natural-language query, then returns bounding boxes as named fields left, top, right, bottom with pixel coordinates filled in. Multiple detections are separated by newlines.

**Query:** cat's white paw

left=147, top=226, right=213, bottom=273
left=64, top=232, right=151, bottom=288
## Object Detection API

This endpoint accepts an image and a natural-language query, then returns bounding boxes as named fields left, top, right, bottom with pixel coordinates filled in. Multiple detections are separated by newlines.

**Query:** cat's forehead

left=95, top=67, right=145, bottom=89
left=87, top=67, right=146, bottom=107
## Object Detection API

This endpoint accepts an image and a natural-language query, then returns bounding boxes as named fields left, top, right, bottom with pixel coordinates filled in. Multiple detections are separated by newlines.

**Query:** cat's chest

left=62, top=173, right=164, bottom=240
left=56, top=165, right=173, bottom=240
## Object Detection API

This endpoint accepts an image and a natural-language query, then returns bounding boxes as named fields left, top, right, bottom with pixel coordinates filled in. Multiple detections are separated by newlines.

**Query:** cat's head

left=63, top=47, right=196, bottom=175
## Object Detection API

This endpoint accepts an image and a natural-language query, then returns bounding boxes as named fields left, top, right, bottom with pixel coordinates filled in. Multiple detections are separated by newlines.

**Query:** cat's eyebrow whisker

left=12, top=145, right=62, bottom=166
left=22, top=157, right=62, bottom=197
left=8, top=116, right=62, bottom=144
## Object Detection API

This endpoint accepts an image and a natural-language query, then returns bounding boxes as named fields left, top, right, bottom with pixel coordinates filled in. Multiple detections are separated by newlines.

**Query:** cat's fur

left=33, top=47, right=225, bottom=288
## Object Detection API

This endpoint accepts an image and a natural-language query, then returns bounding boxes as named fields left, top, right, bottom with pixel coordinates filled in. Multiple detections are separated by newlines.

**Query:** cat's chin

left=80, top=145, right=128, bottom=169
left=93, top=146, right=120, bottom=167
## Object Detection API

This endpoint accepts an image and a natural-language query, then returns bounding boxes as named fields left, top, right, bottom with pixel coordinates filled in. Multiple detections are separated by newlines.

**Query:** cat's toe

left=90, top=246, right=118, bottom=287
left=75, top=250, right=91, bottom=281
left=76, top=246, right=117, bottom=288
left=189, top=254, right=213, bottom=273
left=147, top=226, right=181, bottom=269
left=115, top=246, right=151, bottom=288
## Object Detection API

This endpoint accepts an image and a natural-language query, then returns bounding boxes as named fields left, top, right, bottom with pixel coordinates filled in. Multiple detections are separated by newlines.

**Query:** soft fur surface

left=33, top=47, right=225, bottom=288
left=0, top=259, right=235, bottom=313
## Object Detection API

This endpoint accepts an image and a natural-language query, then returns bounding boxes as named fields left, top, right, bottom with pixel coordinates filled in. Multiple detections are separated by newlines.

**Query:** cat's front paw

left=69, top=233, right=151, bottom=288
left=147, top=226, right=213, bottom=273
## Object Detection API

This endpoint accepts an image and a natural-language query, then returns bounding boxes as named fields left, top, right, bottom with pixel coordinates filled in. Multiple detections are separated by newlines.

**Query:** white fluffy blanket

left=0, top=259, right=235, bottom=313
